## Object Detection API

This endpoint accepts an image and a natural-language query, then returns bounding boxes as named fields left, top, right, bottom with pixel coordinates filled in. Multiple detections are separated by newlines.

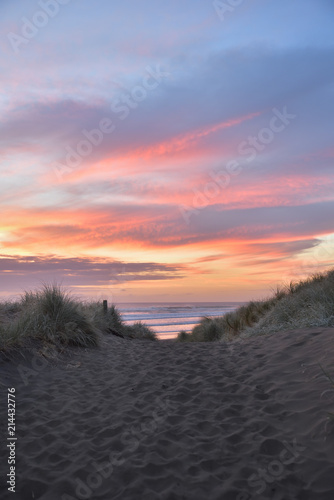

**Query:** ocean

left=116, top=302, right=244, bottom=339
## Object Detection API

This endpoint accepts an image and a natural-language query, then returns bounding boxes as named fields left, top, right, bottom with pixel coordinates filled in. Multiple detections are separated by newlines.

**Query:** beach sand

left=1, top=328, right=334, bottom=499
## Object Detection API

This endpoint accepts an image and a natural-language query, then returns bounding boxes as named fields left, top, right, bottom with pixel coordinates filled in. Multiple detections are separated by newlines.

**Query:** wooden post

left=103, top=300, right=108, bottom=314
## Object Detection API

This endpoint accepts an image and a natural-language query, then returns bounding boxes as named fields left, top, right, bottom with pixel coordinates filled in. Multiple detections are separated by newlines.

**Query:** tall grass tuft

left=0, top=284, right=157, bottom=351
left=0, top=284, right=99, bottom=351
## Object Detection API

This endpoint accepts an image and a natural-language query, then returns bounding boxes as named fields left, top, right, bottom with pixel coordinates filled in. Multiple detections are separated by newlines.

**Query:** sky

left=0, top=0, right=334, bottom=302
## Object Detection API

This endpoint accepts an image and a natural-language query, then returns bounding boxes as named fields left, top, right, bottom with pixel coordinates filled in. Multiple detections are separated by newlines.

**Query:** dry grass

left=0, top=284, right=100, bottom=351
left=86, top=301, right=157, bottom=340
left=177, top=268, right=334, bottom=342
left=0, top=284, right=157, bottom=352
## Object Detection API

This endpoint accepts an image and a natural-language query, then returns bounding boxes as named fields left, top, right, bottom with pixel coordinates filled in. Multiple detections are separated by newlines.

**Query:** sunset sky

left=0, top=0, right=334, bottom=302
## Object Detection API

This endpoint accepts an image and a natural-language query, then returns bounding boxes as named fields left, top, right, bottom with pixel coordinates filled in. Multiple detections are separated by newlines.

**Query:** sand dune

left=1, top=328, right=334, bottom=499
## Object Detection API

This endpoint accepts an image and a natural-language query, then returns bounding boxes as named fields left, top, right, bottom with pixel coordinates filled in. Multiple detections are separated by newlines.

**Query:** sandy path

left=1, top=328, right=334, bottom=499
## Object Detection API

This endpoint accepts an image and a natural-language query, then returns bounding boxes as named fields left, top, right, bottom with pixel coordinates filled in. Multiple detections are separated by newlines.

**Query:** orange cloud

left=133, top=111, right=261, bottom=159
left=47, top=111, right=260, bottom=185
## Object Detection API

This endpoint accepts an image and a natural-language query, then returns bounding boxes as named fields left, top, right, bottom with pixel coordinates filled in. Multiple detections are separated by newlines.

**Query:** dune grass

left=86, top=301, right=157, bottom=341
left=0, top=284, right=156, bottom=352
left=177, top=268, right=334, bottom=342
